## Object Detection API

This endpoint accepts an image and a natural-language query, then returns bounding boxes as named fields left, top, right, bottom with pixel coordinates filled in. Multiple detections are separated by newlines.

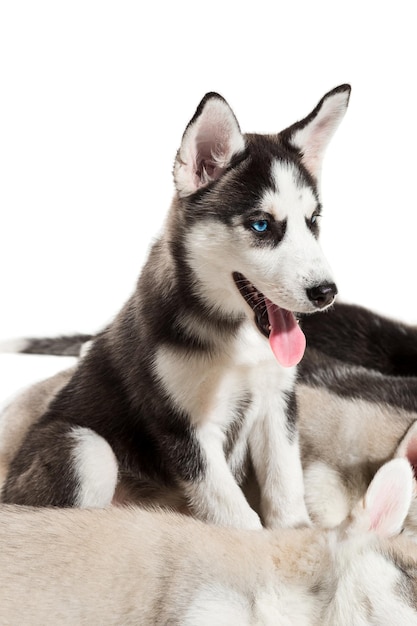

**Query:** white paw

left=214, top=506, right=263, bottom=530
left=238, top=508, right=263, bottom=530
left=263, top=502, right=312, bottom=529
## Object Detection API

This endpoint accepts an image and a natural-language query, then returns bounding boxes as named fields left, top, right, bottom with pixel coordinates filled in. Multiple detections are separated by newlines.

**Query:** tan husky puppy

left=0, top=459, right=417, bottom=625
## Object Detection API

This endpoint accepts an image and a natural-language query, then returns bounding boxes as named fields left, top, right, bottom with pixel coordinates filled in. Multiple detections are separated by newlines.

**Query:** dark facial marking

left=305, top=205, right=322, bottom=238
left=244, top=211, right=287, bottom=247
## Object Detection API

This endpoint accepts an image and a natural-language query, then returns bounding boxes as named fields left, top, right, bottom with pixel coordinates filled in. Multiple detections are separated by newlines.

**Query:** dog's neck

left=139, top=227, right=245, bottom=344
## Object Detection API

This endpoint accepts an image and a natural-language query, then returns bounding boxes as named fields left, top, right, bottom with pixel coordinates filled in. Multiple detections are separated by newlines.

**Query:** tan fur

left=296, top=383, right=417, bottom=529
left=2, top=458, right=417, bottom=625
left=0, top=505, right=323, bottom=624
left=298, top=383, right=415, bottom=466
left=0, top=489, right=416, bottom=625
left=0, top=367, right=76, bottom=485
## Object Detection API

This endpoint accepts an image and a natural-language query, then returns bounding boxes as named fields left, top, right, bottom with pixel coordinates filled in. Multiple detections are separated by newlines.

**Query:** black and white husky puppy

left=1, top=86, right=350, bottom=528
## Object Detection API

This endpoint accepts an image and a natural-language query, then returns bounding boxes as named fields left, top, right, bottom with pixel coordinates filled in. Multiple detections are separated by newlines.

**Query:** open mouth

left=233, top=272, right=271, bottom=338
left=232, top=271, right=306, bottom=368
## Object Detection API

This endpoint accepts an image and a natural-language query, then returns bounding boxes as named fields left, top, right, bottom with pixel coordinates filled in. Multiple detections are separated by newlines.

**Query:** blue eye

left=251, top=220, right=269, bottom=233
left=310, top=212, right=321, bottom=226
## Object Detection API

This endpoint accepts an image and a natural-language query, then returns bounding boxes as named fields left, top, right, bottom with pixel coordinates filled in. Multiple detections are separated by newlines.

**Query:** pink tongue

left=267, top=302, right=306, bottom=368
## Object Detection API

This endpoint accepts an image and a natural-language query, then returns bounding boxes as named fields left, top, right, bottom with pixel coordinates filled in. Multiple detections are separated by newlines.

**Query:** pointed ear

left=395, top=420, right=417, bottom=482
left=281, top=84, right=351, bottom=179
left=174, top=92, right=245, bottom=197
left=357, top=459, right=414, bottom=537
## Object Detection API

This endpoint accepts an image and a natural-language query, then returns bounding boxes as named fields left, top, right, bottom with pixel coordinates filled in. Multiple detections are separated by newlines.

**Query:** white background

left=1, top=1, right=416, bottom=402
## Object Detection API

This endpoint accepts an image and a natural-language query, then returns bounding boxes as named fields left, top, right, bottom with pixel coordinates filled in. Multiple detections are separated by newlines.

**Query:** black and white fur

left=3, top=302, right=417, bottom=534
left=1, top=87, right=350, bottom=528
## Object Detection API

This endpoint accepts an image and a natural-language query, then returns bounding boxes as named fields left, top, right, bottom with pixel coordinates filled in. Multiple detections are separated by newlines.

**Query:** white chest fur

left=153, top=322, right=306, bottom=529
left=153, top=322, right=296, bottom=430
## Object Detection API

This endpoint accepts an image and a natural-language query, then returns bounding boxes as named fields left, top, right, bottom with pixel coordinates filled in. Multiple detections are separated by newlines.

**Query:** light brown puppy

left=0, top=459, right=416, bottom=625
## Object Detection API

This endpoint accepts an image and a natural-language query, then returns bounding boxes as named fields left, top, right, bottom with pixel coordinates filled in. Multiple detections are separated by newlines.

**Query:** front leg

left=183, top=423, right=262, bottom=530
left=249, top=390, right=310, bottom=528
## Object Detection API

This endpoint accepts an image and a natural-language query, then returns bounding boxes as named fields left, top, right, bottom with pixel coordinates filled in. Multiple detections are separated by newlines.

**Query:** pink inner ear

left=368, top=479, right=392, bottom=531
left=365, top=460, right=413, bottom=537
left=368, top=478, right=406, bottom=533
left=174, top=95, right=245, bottom=197
left=194, top=137, right=227, bottom=186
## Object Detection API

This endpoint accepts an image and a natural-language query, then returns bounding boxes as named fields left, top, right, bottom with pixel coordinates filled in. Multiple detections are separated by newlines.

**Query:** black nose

left=306, top=282, right=337, bottom=309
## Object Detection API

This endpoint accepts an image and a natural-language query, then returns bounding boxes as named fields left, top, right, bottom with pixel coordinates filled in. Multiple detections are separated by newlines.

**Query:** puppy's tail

left=0, top=334, right=94, bottom=357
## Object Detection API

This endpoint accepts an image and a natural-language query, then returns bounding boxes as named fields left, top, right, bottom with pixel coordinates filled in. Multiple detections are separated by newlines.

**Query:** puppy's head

left=172, top=86, right=351, bottom=366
